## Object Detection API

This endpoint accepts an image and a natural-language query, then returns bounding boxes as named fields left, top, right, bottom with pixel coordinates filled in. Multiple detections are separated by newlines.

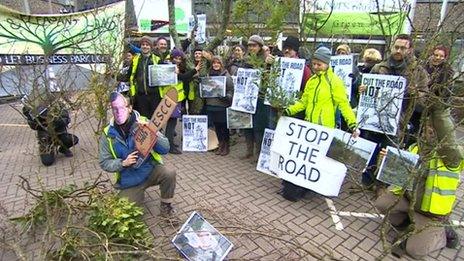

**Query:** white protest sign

left=231, top=68, right=260, bottom=114
left=148, top=64, right=177, bottom=86
left=357, top=74, right=406, bottom=135
left=182, top=115, right=208, bottom=152
left=330, top=54, right=354, bottom=100
left=265, top=57, right=305, bottom=105
left=188, top=14, right=207, bottom=44
left=256, top=129, right=278, bottom=177
left=269, top=117, right=347, bottom=196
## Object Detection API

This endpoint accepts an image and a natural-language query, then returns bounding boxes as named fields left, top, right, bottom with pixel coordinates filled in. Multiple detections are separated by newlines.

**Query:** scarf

left=115, top=112, right=136, bottom=140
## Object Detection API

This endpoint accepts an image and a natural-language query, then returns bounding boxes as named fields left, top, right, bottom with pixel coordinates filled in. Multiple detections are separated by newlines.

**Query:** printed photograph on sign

left=148, top=64, right=178, bottom=86
left=376, top=146, right=419, bottom=191
left=326, top=129, right=377, bottom=171
left=356, top=74, right=406, bottom=135
left=182, top=115, right=208, bottom=152
left=265, top=57, right=305, bottom=105
left=230, top=68, right=260, bottom=114
left=226, top=108, right=253, bottom=129
left=188, top=14, right=207, bottom=44
left=172, top=211, right=233, bottom=261
left=330, top=54, right=354, bottom=100
left=256, top=129, right=278, bottom=177
left=200, top=76, right=226, bottom=98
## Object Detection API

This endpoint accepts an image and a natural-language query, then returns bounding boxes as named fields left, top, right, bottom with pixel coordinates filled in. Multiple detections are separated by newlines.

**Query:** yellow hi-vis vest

left=408, top=145, right=462, bottom=215
left=188, top=81, right=196, bottom=101
left=160, top=81, right=185, bottom=102
left=129, top=54, right=161, bottom=96
left=103, top=117, right=163, bottom=183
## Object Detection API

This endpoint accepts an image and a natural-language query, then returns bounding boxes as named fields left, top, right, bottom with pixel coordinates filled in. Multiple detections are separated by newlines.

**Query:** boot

left=240, top=141, right=253, bottom=159
left=215, top=141, right=224, bottom=155
left=220, top=141, right=230, bottom=156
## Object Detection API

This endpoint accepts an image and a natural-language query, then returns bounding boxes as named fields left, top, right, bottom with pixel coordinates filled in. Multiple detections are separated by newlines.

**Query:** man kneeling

left=99, top=92, right=176, bottom=217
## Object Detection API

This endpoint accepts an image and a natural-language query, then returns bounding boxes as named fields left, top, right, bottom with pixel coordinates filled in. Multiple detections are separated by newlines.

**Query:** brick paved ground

left=0, top=102, right=463, bottom=260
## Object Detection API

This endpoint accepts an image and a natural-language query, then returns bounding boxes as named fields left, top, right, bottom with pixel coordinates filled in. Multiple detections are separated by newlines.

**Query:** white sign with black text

left=265, top=57, right=305, bottom=105
left=182, top=115, right=208, bottom=152
left=330, top=54, right=355, bottom=100
left=256, top=128, right=277, bottom=177
left=231, top=68, right=260, bottom=114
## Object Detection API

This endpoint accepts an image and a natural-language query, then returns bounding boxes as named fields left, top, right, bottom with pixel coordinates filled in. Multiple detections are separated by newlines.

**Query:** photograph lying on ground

left=226, top=108, right=253, bottom=129
left=200, top=76, right=226, bottom=98
left=172, top=211, right=233, bottom=261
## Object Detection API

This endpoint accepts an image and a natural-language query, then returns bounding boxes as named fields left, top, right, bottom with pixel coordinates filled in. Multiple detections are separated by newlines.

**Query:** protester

left=99, top=92, right=177, bottom=217
left=283, top=46, right=359, bottom=202
left=22, top=90, right=78, bottom=166
left=204, top=56, right=234, bottom=156
left=335, top=44, right=351, bottom=55
left=188, top=47, right=211, bottom=115
left=358, top=48, right=382, bottom=74
left=361, top=34, right=429, bottom=187
left=282, top=36, right=311, bottom=92
left=123, top=36, right=162, bottom=118
left=226, top=44, right=246, bottom=76
left=116, top=50, right=135, bottom=95
left=153, top=36, right=171, bottom=63
left=375, top=124, right=463, bottom=259
left=424, top=45, right=463, bottom=167
left=241, top=34, right=269, bottom=161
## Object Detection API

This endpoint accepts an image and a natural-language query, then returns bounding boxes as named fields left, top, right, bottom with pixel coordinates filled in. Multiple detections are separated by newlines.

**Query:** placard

left=330, top=54, right=354, bottom=100
left=182, top=115, right=208, bottom=152
left=199, top=76, right=226, bottom=98
left=356, top=74, right=406, bottom=135
left=148, top=64, right=178, bottom=86
left=188, top=14, right=207, bottom=44
left=230, top=68, right=260, bottom=114
left=172, top=211, right=233, bottom=261
left=256, top=128, right=277, bottom=177
left=376, top=146, right=419, bottom=190
left=265, top=57, right=305, bottom=106
left=226, top=108, right=253, bottom=129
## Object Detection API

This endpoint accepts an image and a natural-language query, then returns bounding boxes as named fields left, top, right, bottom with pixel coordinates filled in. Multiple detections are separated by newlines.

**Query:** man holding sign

left=99, top=92, right=177, bottom=217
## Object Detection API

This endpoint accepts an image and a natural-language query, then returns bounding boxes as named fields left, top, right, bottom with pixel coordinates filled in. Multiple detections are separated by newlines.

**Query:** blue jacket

left=99, top=112, right=170, bottom=188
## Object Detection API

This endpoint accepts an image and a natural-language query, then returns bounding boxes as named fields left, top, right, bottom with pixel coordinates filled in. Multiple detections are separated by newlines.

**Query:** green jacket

left=287, top=68, right=357, bottom=129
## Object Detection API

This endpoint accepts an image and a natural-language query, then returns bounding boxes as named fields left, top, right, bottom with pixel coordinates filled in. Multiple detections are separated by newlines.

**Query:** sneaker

left=169, top=147, right=182, bottom=154
left=446, top=226, right=460, bottom=249
left=160, top=202, right=178, bottom=221
left=59, top=148, right=73, bottom=157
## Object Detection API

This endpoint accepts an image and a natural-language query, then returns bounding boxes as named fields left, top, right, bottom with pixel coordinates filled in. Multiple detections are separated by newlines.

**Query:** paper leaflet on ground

left=183, top=115, right=208, bottom=152
left=269, top=116, right=347, bottom=197
left=256, top=128, right=278, bottom=177
left=148, top=64, right=177, bottom=86
left=326, top=129, right=377, bottom=171
left=330, top=54, right=355, bottom=100
left=134, top=88, right=178, bottom=168
left=172, top=211, right=233, bottom=261
left=376, top=146, right=419, bottom=191
left=230, top=68, right=260, bottom=114
left=356, top=74, right=406, bottom=135
left=226, top=108, right=253, bottom=129
left=264, top=57, right=305, bottom=106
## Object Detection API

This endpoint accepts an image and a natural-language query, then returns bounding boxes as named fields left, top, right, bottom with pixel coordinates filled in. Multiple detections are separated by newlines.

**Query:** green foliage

left=88, top=195, right=152, bottom=246
left=262, top=58, right=299, bottom=110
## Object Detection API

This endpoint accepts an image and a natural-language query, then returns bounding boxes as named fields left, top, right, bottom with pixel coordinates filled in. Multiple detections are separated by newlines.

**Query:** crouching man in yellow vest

left=375, top=125, right=463, bottom=259
left=99, top=92, right=177, bottom=218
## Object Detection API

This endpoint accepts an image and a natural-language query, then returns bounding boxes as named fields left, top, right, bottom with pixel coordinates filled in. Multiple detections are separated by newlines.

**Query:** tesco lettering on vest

left=269, top=116, right=347, bottom=197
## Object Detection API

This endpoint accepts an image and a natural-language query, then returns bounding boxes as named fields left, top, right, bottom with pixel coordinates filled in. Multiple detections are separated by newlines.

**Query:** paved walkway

left=0, top=102, right=463, bottom=260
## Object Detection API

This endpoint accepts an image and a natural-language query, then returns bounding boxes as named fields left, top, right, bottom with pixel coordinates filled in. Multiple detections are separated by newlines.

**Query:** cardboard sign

left=135, top=88, right=177, bottom=159
left=269, top=116, right=347, bottom=197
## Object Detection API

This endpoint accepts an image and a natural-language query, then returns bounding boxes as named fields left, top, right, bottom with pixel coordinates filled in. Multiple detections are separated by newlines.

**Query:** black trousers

left=133, top=92, right=161, bottom=118
left=38, top=131, right=79, bottom=166
left=165, top=118, right=178, bottom=147
left=214, top=122, right=229, bottom=143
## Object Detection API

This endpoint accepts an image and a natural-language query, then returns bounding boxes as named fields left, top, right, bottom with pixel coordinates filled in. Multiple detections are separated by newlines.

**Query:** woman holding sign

left=285, top=47, right=359, bottom=135
left=204, top=56, right=234, bottom=156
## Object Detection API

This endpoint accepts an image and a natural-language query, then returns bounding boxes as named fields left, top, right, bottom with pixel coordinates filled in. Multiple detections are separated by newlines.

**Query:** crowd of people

left=22, top=32, right=463, bottom=259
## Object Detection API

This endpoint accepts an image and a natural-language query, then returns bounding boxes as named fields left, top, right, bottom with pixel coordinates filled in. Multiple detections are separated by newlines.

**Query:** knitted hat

left=313, top=47, right=332, bottom=64
left=336, top=44, right=351, bottom=54
left=283, top=36, right=300, bottom=52
left=248, top=35, right=264, bottom=46
left=171, top=48, right=185, bottom=58
left=139, top=36, right=152, bottom=46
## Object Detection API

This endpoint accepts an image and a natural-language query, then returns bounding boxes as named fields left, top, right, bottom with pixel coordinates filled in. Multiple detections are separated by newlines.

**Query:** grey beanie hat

left=248, top=35, right=264, bottom=46
left=313, top=46, right=332, bottom=64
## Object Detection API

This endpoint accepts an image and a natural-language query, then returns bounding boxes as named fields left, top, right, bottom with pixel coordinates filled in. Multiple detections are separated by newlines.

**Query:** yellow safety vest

left=129, top=54, right=161, bottom=96
left=160, top=81, right=185, bottom=102
left=188, top=81, right=196, bottom=101
left=103, top=117, right=163, bottom=182
left=407, top=145, right=461, bottom=216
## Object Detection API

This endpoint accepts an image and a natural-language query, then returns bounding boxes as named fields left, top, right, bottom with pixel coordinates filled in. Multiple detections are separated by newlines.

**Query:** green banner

left=305, top=12, right=406, bottom=36
left=0, top=1, right=125, bottom=62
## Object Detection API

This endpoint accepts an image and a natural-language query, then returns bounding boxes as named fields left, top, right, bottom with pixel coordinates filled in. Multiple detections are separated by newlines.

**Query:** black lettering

left=308, top=167, right=320, bottom=182
left=304, top=128, right=318, bottom=143
left=286, top=122, right=295, bottom=136
left=296, top=145, right=309, bottom=161
left=318, top=131, right=329, bottom=145
left=288, top=141, right=298, bottom=155
left=308, top=148, right=319, bottom=164
left=278, top=155, right=284, bottom=170
left=285, top=159, right=296, bottom=174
